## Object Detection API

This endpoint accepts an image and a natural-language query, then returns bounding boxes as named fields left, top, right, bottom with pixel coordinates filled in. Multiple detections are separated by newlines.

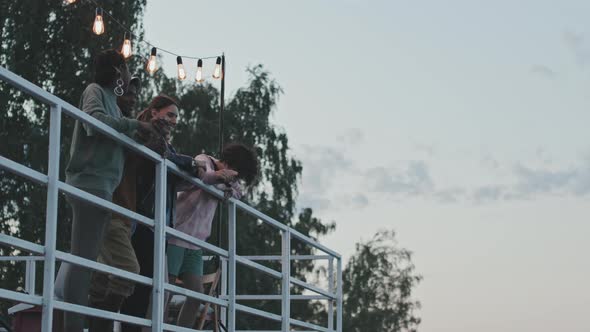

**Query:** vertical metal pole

left=216, top=54, right=226, bottom=248
left=215, top=53, right=226, bottom=300
left=25, top=260, right=36, bottom=295
left=221, top=258, right=228, bottom=326
left=336, top=258, right=343, bottom=332
left=227, top=202, right=236, bottom=332
left=219, top=53, right=225, bottom=155
left=281, top=230, right=291, bottom=331
left=41, top=105, right=61, bottom=332
left=328, top=257, right=334, bottom=331
left=151, top=160, right=167, bottom=331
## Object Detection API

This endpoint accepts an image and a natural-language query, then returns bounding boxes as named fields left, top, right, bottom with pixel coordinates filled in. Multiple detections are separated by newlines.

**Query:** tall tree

left=166, top=66, right=335, bottom=329
left=343, top=230, right=422, bottom=332
left=0, top=2, right=335, bottom=328
left=0, top=0, right=148, bottom=316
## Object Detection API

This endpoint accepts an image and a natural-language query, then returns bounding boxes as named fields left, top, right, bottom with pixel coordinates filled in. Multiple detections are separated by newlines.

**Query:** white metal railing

left=0, top=65, right=342, bottom=332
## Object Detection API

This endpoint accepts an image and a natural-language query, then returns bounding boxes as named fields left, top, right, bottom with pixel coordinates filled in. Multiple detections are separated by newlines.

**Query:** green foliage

left=0, top=1, right=339, bottom=328
left=1, top=2, right=422, bottom=330
left=343, top=230, right=422, bottom=332
left=0, top=0, right=148, bottom=316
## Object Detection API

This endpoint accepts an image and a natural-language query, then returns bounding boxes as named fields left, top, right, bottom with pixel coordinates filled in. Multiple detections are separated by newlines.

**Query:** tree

left=164, top=66, right=336, bottom=329
left=0, top=1, right=335, bottom=328
left=0, top=0, right=148, bottom=316
left=343, top=230, right=422, bottom=332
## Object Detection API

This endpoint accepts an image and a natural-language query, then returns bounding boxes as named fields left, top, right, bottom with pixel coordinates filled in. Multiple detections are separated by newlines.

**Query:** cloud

left=339, top=193, right=369, bottom=209
left=562, top=30, right=590, bottom=67
left=472, top=185, right=507, bottom=203
left=298, top=193, right=332, bottom=212
left=434, top=188, right=466, bottom=203
left=366, top=161, right=434, bottom=196
left=512, top=161, right=590, bottom=197
left=530, top=65, right=557, bottom=79
left=464, top=158, right=590, bottom=203
left=299, top=144, right=590, bottom=210
left=298, top=144, right=361, bottom=212
left=299, top=145, right=355, bottom=196
left=413, top=142, right=436, bottom=157
left=337, top=128, right=364, bottom=146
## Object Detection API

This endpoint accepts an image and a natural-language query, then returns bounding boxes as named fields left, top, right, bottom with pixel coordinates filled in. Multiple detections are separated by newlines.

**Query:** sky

left=143, top=1, right=590, bottom=331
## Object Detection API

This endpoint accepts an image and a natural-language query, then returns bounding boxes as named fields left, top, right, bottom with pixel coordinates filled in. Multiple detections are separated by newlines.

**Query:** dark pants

left=62, top=188, right=112, bottom=331
left=120, top=224, right=154, bottom=332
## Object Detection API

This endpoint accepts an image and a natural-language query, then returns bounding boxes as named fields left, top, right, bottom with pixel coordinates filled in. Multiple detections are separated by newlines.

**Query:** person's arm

left=166, top=145, right=198, bottom=174
left=82, top=84, right=139, bottom=133
left=167, top=146, right=201, bottom=192
left=192, top=154, right=239, bottom=185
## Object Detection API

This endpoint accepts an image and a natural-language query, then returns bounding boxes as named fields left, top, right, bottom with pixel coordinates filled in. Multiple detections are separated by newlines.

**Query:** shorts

left=167, top=244, right=203, bottom=277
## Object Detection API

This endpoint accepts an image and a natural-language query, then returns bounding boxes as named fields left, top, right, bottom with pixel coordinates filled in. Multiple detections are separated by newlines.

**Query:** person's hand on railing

left=193, top=158, right=207, bottom=177
left=223, top=185, right=234, bottom=201
left=216, top=169, right=238, bottom=184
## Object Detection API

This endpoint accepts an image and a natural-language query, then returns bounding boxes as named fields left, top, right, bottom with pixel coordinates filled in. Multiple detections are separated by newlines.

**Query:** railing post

left=41, top=105, right=61, bottom=332
left=221, top=257, right=227, bottom=326
left=328, top=257, right=334, bottom=331
left=336, top=257, right=343, bottom=332
left=25, top=259, right=36, bottom=295
left=281, top=229, right=291, bottom=331
left=227, top=201, right=236, bottom=331
left=151, top=160, right=167, bottom=331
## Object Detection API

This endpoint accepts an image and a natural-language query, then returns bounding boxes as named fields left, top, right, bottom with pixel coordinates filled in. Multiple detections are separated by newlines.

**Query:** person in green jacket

left=60, top=49, right=155, bottom=332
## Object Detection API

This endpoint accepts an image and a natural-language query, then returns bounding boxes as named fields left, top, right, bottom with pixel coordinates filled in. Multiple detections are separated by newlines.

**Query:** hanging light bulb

left=121, top=33, right=132, bottom=59
left=195, top=59, right=204, bottom=83
left=176, top=56, right=187, bottom=80
left=65, top=0, right=77, bottom=4
left=212, top=56, right=222, bottom=79
left=92, top=8, right=105, bottom=35
left=146, top=47, right=157, bottom=75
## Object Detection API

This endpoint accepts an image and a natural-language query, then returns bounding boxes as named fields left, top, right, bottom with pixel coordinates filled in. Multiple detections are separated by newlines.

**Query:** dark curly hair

left=221, top=143, right=258, bottom=185
left=94, top=49, right=126, bottom=87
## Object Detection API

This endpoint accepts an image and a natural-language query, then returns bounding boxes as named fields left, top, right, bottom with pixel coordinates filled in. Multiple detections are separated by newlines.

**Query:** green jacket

left=65, top=83, right=139, bottom=194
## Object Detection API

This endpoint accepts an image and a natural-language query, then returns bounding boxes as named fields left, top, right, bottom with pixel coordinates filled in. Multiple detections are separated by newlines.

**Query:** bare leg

left=141, top=262, right=170, bottom=332
left=176, top=273, right=204, bottom=328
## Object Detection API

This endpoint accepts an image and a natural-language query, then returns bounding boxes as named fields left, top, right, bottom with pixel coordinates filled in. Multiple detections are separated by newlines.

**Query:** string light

left=146, top=47, right=157, bottom=75
left=177, top=56, right=186, bottom=80
left=121, top=32, right=132, bottom=59
left=77, top=1, right=223, bottom=83
left=92, top=8, right=105, bottom=35
left=195, top=59, right=204, bottom=83
left=212, top=57, right=222, bottom=79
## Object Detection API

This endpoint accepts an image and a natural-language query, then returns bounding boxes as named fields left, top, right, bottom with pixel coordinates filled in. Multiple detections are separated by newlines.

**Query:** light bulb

left=212, top=56, right=222, bottom=79
left=121, top=34, right=132, bottom=59
left=65, top=0, right=77, bottom=4
left=146, top=47, right=157, bottom=75
left=92, top=8, right=105, bottom=35
left=177, top=56, right=186, bottom=80
left=196, top=59, right=204, bottom=83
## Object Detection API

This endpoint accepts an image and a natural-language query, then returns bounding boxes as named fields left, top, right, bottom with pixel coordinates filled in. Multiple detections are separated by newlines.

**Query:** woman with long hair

left=119, top=94, right=200, bottom=332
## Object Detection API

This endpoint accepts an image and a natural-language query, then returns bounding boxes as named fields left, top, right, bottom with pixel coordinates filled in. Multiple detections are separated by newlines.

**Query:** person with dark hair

left=58, top=49, right=155, bottom=332
left=165, top=143, right=258, bottom=328
left=84, top=75, right=153, bottom=332
left=119, top=94, right=201, bottom=332
left=117, top=76, right=140, bottom=117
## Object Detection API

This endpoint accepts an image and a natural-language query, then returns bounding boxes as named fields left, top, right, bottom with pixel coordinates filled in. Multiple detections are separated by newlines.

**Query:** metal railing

left=0, top=66, right=342, bottom=332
